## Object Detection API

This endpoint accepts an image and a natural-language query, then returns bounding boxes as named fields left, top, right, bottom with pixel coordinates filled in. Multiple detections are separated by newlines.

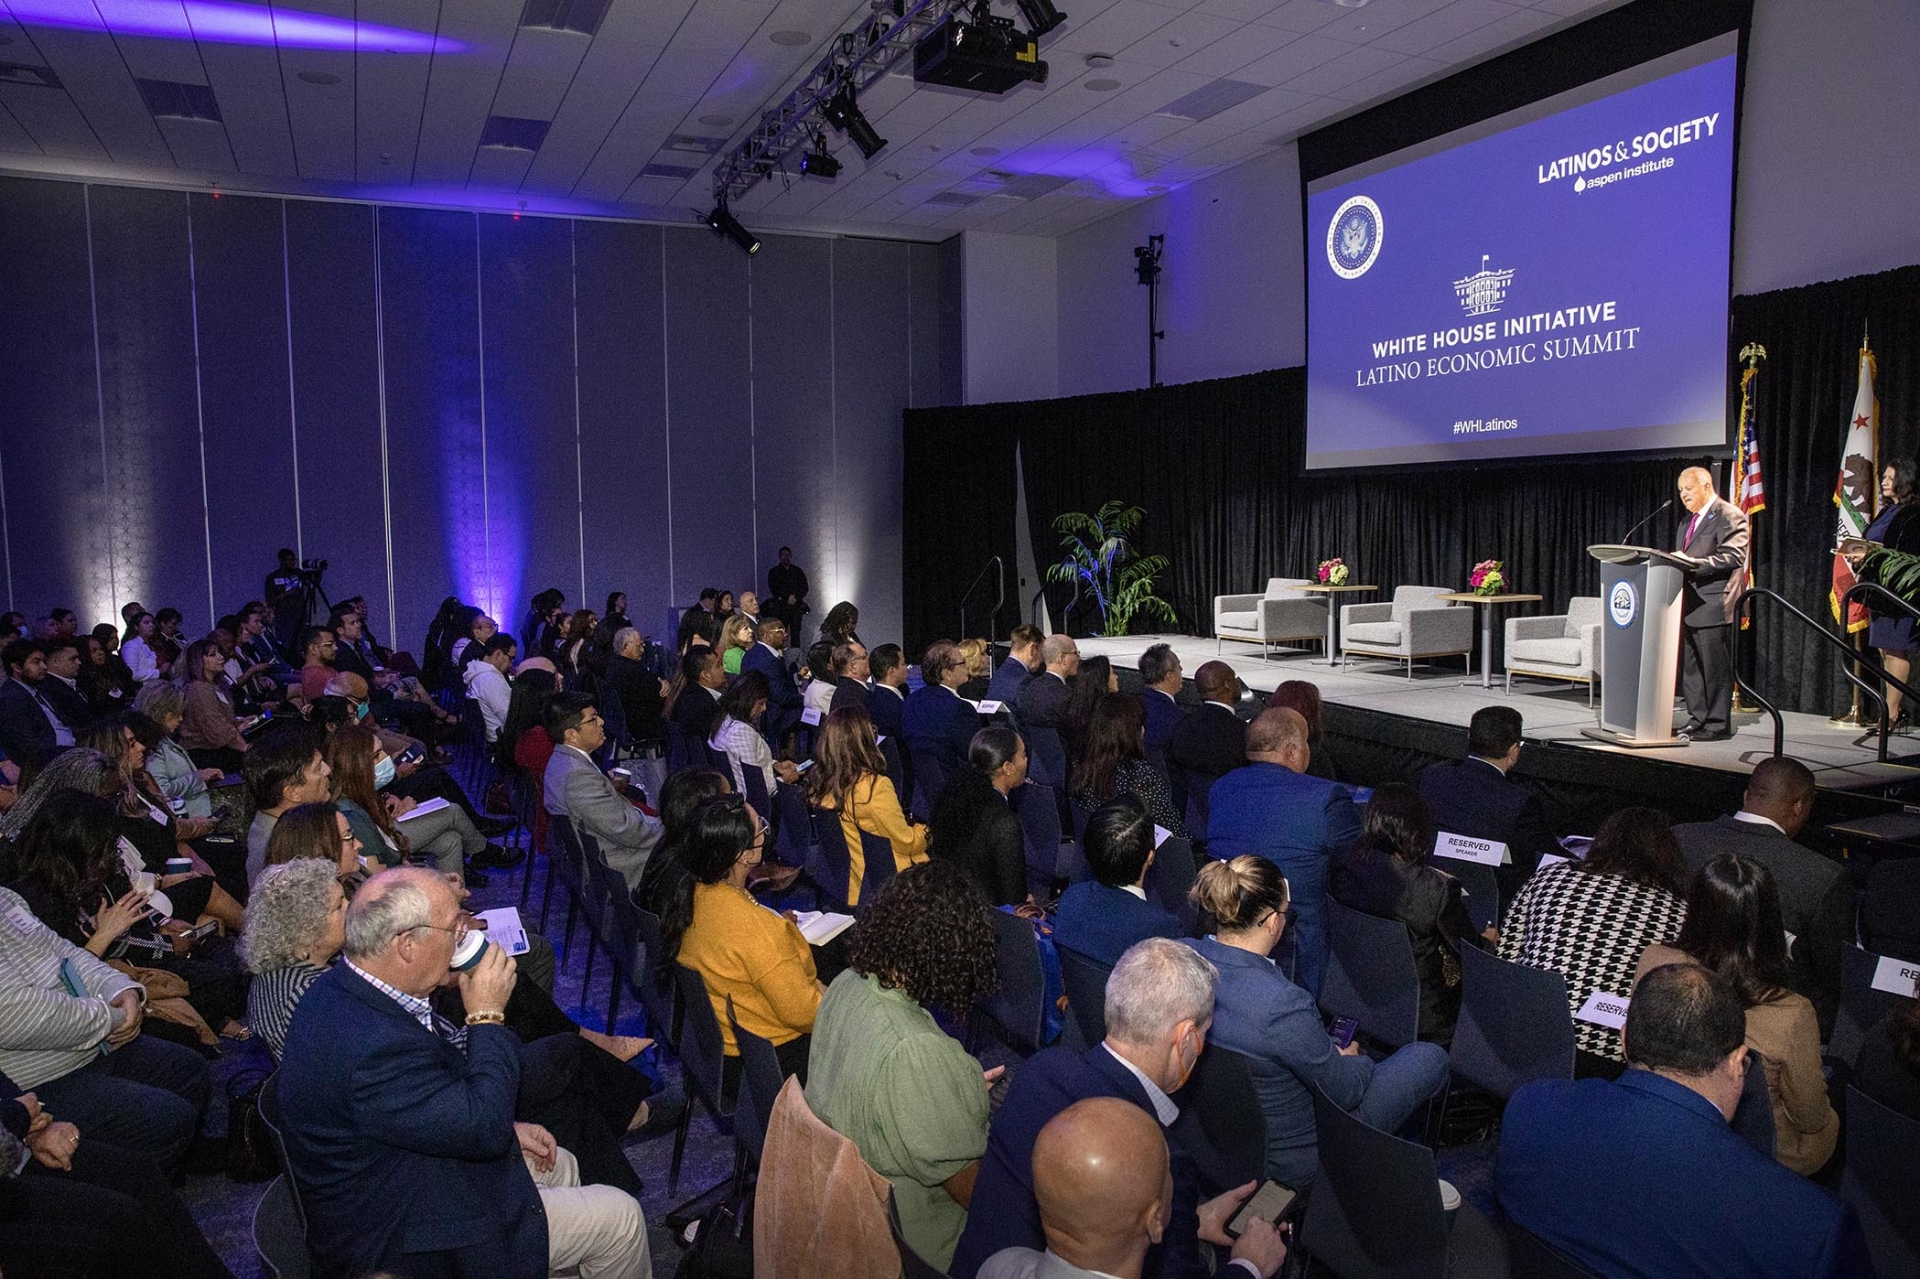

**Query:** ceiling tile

left=1280, top=43, right=1408, bottom=99
left=1233, top=33, right=1362, bottom=87
left=1371, top=0, right=1520, bottom=55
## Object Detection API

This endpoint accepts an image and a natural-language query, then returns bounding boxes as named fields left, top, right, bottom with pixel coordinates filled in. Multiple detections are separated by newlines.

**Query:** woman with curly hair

left=805, top=859, right=999, bottom=1270
left=811, top=705, right=927, bottom=907
left=241, top=857, right=348, bottom=1060
left=817, top=600, right=861, bottom=648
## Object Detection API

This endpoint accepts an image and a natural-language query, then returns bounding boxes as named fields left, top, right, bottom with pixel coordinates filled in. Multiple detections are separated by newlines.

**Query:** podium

left=1581, top=544, right=1688, bottom=749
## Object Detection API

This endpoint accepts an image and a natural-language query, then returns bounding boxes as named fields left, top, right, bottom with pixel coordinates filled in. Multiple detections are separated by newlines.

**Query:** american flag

left=1734, top=363, right=1765, bottom=515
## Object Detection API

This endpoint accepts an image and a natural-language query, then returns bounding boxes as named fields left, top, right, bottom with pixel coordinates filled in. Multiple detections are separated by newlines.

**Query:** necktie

left=1685, top=513, right=1699, bottom=547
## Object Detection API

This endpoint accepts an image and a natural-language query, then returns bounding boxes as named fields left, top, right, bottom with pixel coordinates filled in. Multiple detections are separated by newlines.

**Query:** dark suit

left=1052, top=882, right=1186, bottom=969
left=602, top=652, right=666, bottom=743
left=1206, top=763, right=1361, bottom=996
left=829, top=678, right=871, bottom=715
left=1675, top=495, right=1749, bottom=735
left=936, top=794, right=1027, bottom=907
left=984, top=655, right=1037, bottom=714
left=950, top=1045, right=1210, bottom=1279
left=902, top=684, right=980, bottom=777
left=40, top=675, right=92, bottom=735
left=1168, top=702, right=1246, bottom=781
left=1673, top=814, right=1852, bottom=1027
left=1142, top=687, right=1183, bottom=759
left=1497, top=1071, right=1870, bottom=1279
left=1416, top=756, right=1555, bottom=894
left=670, top=686, right=723, bottom=758
left=1015, top=669, right=1071, bottom=729
left=866, top=682, right=906, bottom=740
left=0, top=678, right=71, bottom=769
left=276, top=965, right=547, bottom=1279
left=740, top=643, right=801, bottom=743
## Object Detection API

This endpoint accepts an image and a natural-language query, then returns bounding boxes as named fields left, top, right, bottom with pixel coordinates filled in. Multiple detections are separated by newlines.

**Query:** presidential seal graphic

left=1327, top=195, right=1383, bottom=279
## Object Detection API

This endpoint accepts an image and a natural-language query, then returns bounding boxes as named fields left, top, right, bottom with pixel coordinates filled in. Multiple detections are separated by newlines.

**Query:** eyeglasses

left=405, top=915, right=469, bottom=945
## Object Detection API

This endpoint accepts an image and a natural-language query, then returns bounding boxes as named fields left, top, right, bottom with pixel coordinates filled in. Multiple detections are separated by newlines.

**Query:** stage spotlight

left=799, top=141, right=841, bottom=179
left=705, top=203, right=760, bottom=256
left=1013, top=0, right=1066, bottom=39
left=822, top=85, right=887, bottom=159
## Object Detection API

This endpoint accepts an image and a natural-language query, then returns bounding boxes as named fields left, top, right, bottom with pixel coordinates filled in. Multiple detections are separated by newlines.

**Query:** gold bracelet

left=464, top=1011, right=506, bottom=1026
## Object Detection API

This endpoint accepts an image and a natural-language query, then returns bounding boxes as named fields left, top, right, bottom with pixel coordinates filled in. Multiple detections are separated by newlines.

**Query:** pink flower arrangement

left=1317, top=558, right=1349, bottom=586
left=1470, top=559, right=1507, bottom=596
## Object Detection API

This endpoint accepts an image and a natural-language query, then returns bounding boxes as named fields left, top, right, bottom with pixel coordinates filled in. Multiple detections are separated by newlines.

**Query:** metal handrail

left=959, top=556, right=1005, bottom=647
left=1841, top=581, right=1920, bottom=760
left=1733, top=585, right=1920, bottom=761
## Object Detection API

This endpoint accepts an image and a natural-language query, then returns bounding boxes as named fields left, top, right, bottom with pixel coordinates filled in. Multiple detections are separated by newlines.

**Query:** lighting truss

left=712, top=0, right=981, bottom=206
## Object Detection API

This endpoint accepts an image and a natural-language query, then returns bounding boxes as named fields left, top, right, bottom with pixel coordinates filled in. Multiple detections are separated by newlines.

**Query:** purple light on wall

left=993, top=147, right=1163, bottom=199
left=12, top=1, right=458, bottom=52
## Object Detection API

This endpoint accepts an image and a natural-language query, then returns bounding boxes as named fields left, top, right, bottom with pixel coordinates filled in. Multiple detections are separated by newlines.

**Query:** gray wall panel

left=747, top=236, right=834, bottom=618
left=830, top=238, right=910, bottom=650
left=575, top=221, right=672, bottom=645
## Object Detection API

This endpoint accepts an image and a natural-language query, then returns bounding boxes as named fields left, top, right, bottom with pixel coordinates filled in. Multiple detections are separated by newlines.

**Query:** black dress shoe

left=474, top=815, right=517, bottom=839
left=471, top=842, right=525, bottom=869
left=1677, top=721, right=1707, bottom=737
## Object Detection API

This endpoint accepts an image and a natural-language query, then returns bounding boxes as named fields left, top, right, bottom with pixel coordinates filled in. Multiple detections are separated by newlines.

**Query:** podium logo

left=1609, top=581, right=1637, bottom=628
left=1327, top=195, right=1383, bottom=279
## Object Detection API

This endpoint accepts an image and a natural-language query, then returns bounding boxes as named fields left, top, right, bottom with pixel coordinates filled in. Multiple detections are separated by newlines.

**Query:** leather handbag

left=225, top=1067, right=280, bottom=1183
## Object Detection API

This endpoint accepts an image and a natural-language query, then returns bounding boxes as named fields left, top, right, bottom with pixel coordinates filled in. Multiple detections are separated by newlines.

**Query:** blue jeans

left=1353, top=1040, right=1450, bottom=1140
left=33, top=1034, right=210, bottom=1175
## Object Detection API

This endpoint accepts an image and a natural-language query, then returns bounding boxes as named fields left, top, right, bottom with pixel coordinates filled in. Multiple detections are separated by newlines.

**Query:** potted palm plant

left=1045, top=501, right=1178, bottom=637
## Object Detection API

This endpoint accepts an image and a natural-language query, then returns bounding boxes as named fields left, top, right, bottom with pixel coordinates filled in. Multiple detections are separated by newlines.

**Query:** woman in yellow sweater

left=673, top=793, right=823, bottom=1083
left=811, top=706, right=929, bottom=907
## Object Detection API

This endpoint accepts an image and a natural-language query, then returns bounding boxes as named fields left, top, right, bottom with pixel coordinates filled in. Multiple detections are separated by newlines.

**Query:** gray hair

left=341, top=868, right=441, bottom=960
left=133, top=680, right=185, bottom=722
left=1040, top=634, right=1077, bottom=665
left=1104, top=937, right=1217, bottom=1044
left=0, top=748, right=115, bottom=841
left=241, top=859, right=340, bottom=974
left=612, top=626, right=641, bottom=654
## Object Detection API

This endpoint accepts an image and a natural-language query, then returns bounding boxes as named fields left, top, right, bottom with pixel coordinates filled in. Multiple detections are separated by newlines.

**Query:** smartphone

left=1329, top=1016, right=1359, bottom=1050
left=1227, top=1180, right=1298, bottom=1237
left=795, top=759, right=815, bottom=773
left=397, top=744, right=425, bottom=765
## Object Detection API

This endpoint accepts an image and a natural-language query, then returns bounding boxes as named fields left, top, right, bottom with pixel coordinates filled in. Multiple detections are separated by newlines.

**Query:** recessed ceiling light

left=1320, top=0, right=1370, bottom=7
left=1086, top=78, right=1121, bottom=91
left=768, top=30, right=811, bottom=46
left=297, top=70, right=341, bottom=86
left=1084, top=53, right=1115, bottom=68
left=698, top=113, right=734, bottom=128
left=970, top=145, right=1000, bottom=157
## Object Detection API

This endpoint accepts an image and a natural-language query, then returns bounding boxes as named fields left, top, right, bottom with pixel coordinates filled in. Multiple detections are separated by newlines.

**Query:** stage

left=1080, top=633, right=1920, bottom=837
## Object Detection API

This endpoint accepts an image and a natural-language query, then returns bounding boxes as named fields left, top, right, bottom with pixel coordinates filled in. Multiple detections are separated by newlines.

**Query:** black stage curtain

left=903, top=263, right=1920, bottom=713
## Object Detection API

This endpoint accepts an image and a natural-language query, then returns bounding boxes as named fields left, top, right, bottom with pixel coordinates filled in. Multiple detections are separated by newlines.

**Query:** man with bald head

left=277, top=867, right=647, bottom=1279
left=1017, top=634, right=1082, bottom=730
left=1671, top=464, right=1748, bottom=741
left=1203, top=707, right=1360, bottom=996
left=979, top=1097, right=1288, bottom=1279
left=1672, top=756, right=1850, bottom=1027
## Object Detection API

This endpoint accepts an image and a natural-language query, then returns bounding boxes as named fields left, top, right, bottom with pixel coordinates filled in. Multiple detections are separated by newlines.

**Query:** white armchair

left=1340, top=585, right=1473, bottom=679
left=1212, top=578, right=1329, bottom=659
left=1505, top=596, right=1602, bottom=704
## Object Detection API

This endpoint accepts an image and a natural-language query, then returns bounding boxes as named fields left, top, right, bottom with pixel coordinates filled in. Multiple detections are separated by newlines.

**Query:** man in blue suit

left=1054, top=796, right=1187, bottom=968
left=951, top=939, right=1254, bottom=1279
left=866, top=643, right=909, bottom=739
left=1204, top=707, right=1360, bottom=997
left=1137, top=643, right=1185, bottom=765
left=741, top=617, right=803, bottom=745
left=277, top=868, right=646, bottom=1279
left=1498, top=962, right=1870, bottom=1279
left=984, top=624, right=1044, bottom=714
left=1417, top=705, right=1555, bottom=896
left=903, top=639, right=984, bottom=777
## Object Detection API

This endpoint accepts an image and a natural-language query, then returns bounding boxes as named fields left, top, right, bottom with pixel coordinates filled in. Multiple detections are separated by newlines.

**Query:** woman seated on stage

left=1634, top=854, right=1836, bottom=1177
left=1069, top=693, right=1187, bottom=839
left=1499, top=806, right=1688, bottom=1078
left=811, top=706, right=928, bottom=907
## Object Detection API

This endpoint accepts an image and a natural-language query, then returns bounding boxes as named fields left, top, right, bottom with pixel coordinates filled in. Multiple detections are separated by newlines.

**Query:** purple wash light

left=11, top=0, right=459, bottom=53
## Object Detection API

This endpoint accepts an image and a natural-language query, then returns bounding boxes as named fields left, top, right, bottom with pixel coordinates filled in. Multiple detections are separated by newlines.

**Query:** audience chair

left=1432, top=855, right=1500, bottom=935
left=808, top=807, right=854, bottom=912
left=726, top=994, right=787, bottom=1182
left=548, top=819, right=600, bottom=990
left=1841, top=1085, right=1920, bottom=1276
left=1447, top=943, right=1574, bottom=1106
left=1213, top=577, right=1330, bottom=660
left=888, top=1189, right=953, bottom=1279
left=1503, top=597, right=1602, bottom=704
left=706, top=742, right=734, bottom=780
left=1831, top=944, right=1909, bottom=1065
left=754, top=1078, right=898, bottom=1279
left=668, top=963, right=738, bottom=1196
left=1503, top=1215, right=1602, bottom=1279
left=1340, top=586, right=1473, bottom=681
left=907, top=747, right=948, bottom=825
left=1023, top=725, right=1069, bottom=792
left=1057, top=945, right=1113, bottom=1047
left=1301, top=1084, right=1504, bottom=1279
left=1011, top=781, right=1074, bottom=901
left=973, top=907, right=1047, bottom=1056
left=1176, top=1046, right=1269, bottom=1191
left=1146, top=834, right=1199, bottom=933
left=252, top=1175, right=312, bottom=1279
left=1179, top=766, right=1221, bottom=840
left=1321, top=896, right=1422, bottom=1051
left=1729, top=1045, right=1776, bottom=1159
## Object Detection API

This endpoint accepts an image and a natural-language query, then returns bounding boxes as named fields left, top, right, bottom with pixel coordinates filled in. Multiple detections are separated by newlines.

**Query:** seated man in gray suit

left=542, top=692, right=663, bottom=892
left=1670, top=756, right=1850, bottom=1031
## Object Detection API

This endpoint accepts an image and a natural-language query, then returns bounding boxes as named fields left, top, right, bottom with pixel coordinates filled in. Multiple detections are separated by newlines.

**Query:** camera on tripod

left=299, top=558, right=328, bottom=585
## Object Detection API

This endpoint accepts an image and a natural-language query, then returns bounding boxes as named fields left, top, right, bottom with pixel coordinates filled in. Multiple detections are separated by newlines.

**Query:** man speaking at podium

left=1671, top=467, right=1749, bottom=742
